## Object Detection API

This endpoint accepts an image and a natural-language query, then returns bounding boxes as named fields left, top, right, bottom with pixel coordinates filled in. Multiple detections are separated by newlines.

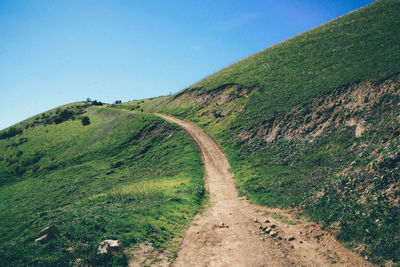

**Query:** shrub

left=0, top=127, right=23, bottom=140
left=81, top=116, right=91, bottom=126
left=91, top=100, right=103, bottom=106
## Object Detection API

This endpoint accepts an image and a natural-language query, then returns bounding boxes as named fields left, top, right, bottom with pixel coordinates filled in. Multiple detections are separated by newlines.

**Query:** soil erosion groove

left=157, top=114, right=372, bottom=267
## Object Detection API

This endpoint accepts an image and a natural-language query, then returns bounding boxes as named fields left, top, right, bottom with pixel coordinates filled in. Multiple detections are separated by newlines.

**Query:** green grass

left=131, top=0, right=400, bottom=263
left=0, top=105, right=204, bottom=266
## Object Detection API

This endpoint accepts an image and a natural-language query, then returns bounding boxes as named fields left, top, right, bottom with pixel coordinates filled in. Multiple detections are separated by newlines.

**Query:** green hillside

left=0, top=103, right=204, bottom=266
left=119, top=0, right=400, bottom=263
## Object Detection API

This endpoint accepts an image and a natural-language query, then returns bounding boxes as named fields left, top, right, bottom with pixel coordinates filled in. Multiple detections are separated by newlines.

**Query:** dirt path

left=155, top=114, right=373, bottom=267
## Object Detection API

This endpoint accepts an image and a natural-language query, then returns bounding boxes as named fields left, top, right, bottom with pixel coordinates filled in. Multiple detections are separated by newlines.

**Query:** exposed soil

left=147, top=114, right=374, bottom=267
left=239, top=73, right=399, bottom=143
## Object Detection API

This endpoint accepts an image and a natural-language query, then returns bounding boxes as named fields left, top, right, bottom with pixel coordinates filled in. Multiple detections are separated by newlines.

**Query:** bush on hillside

left=81, top=116, right=90, bottom=126
left=0, top=127, right=23, bottom=140
left=91, top=100, right=103, bottom=106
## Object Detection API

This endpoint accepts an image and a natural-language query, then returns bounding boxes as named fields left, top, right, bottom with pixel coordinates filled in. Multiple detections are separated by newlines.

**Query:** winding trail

left=156, top=114, right=372, bottom=267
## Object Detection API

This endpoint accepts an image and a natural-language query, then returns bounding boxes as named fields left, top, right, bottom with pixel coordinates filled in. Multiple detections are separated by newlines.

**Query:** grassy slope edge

left=0, top=103, right=204, bottom=266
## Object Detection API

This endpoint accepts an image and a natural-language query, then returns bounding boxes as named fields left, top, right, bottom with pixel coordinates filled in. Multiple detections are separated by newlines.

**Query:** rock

left=262, top=226, right=271, bottom=234
left=269, top=231, right=278, bottom=237
left=98, top=240, right=122, bottom=255
left=270, top=224, right=276, bottom=229
left=254, top=218, right=259, bottom=223
left=288, top=237, right=296, bottom=241
left=313, top=233, right=324, bottom=240
left=277, top=236, right=282, bottom=240
left=37, top=225, right=59, bottom=239
left=35, top=225, right=59, bottom=244
left=35, top=234, right=49, bottom=244
left=264, top=219, right=271, bottom=223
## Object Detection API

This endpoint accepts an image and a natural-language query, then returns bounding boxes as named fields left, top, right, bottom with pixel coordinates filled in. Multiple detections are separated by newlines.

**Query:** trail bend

left=156, top=114, right=372, bottom=267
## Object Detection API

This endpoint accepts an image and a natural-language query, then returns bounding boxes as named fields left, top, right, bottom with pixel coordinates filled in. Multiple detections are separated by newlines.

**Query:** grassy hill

left=119, top=0, right=400, bottom=263
left=0, top=103, right=204, bottom=266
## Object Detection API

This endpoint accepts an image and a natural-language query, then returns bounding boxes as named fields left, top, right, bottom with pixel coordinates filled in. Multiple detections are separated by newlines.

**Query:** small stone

left=299, top=240, right=303, bottom=244
left=288, top=237, right=296, bottom=241
left=264, top=219, right=271, bottom=223
left=254, top=218, right=259, bottom=223
left=262, top=227, right=271, bottom=234
left=277, top=236, right=282, bottom=240
left=269, top=231, right=278, bottom=237
left=37, top=225, right=59, bottom=238
left=98, top=240, right=122, bottom=255
left=35, top=234, right=49, bottom=244
left=74, top=258, right=84, bottom=266
left=270, top=224, right=276, bottom=229
left=290, top=245, right=295, bottom=249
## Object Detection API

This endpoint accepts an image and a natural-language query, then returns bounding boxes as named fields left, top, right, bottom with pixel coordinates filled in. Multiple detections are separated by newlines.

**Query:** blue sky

left=0, top=0, right=375, bottom=130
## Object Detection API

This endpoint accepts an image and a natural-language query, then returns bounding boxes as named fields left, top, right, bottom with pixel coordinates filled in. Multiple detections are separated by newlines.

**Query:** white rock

left=98, top=240, right=122, bottom=255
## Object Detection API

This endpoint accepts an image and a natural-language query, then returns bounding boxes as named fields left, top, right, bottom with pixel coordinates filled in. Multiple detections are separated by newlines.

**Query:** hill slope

left=120, top=0, right=400, bottom=263
left=0, top=103, right=204, bottom=266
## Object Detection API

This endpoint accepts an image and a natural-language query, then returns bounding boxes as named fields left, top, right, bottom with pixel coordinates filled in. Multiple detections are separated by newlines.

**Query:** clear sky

left=0, top=0, right=375, bottom=130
